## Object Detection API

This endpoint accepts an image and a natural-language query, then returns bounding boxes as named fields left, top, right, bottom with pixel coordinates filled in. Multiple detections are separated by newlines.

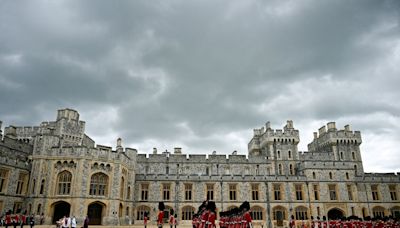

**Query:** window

left=295, top=207, right=308, bottom=220
left=13, top=202, right=22, bottom=214
left=277, top=151, right=280, bottom=158
left=120, top=177, right=125, bottom=199
left=57, top=171, right=72, bottom=195
left=31, top=179, right=36, bottom=194
left=329, top=184, right=337, bottom=200
left=251, top=184, right=259, bottom=201
left=313, top=184, right=319, bottom=200
left=317, top=207, right=320, bottom=217
left=295, top=184, right=303, bottom=200
left=207, top=184, right=214, bottom=200
left=256, top=165, right=259, bottom=175
left=371, top=185, right=379, bottom=200
left=391, top=207, right=400, bottom=219
left=352, top=152, right=355, bottom=160
left=347, top=185, right=353, bottom=201
left=274, top=184, right=281, bottom=200
left=89, top=173, right=108, bottom=196
left=0, top=169, right=9, bottom=193
left=278, top=164, right=282, bottom=175
left=273, top=206, right=286, bottom=220
left=340, top=152, right=343, bottom=160
left=288, top=151, right=292, bottom=159
left=163, top=184, right=171, bottom=200
left=126, top=207, right=129, bottom=216
left=346, top=172, right=349, bottom=180
left=141, top=184, right=149, bottom=201
left=329, top=172, right=333, bottom=179
left=312, top=172, right=316, bottom=179
left=136, top=205, right=150, bottom=220
left=289, top=164, right=294, bottom=175
left=250, top=206, right=263, bottom=220
left=166, top=166, right=169, bottom=175
left=229, top=184, right=237, bottom=200
left=16, top=172, right=28, bottom=195
left=37, top=204, right=41, bottom=214
left=185, top=184, right=192, bottom=201
left=39, top=179, right=45, bottom=195
left=182, top=206, right=195, bottom=220
left=372, top=207, right=385, bottom=218
left=206, top=167, right=210, bottom=176
left=389, top=185, right=397, bottom=201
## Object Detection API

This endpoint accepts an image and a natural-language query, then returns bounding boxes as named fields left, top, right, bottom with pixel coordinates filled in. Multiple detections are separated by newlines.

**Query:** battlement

left=57, top=108, right=80, bottom=121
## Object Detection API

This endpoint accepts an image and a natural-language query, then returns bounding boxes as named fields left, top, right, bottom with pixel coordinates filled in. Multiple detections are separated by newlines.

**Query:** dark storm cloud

left=0, top=0, right=399, bottom=172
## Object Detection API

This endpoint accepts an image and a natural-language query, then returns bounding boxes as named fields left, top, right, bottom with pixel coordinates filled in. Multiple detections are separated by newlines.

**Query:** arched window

left=289, top=164, right=294, bottom=175
left=40, top=179, right=45, bottom=194
left=250, top=206, right=263, bottom=220
left=312, top=172, right=316, bottom=179
left=288, top=151, right=292, bottom=159
left=89, top=173, right=108, bottom=196
left=329, top=172, right=333, bottom=179
left=295, top=206, right=308, bottom=220
left=181, top=206, right=195, bottom=220
left=136, top=205, right=150, bottom=220
left=277, top=151, right=281, bottom=159
left=391, top=206, right=400, bottom=219
left=272, top=206, right=287, bottom=220
left=126, top=207, right=129, bottom=216
left=278, top=164, right=282, bottom=175
left=127, top=186, right=131, bottom=199
left=340, top=152, right=343, bottom=160
left=31, top=179, right=36, bottom=194
left=120, top=177, right=125, bottom=199
left=57, top=171, right=72, bottom=195
left=372, top=206, right=385, bottom=218
left=352, top=152, right=355, bottom=160
left=346, top=173, right=349, bottom=180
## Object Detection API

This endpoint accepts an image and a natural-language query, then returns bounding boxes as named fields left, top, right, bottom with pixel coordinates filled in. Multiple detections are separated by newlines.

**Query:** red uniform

left=207, top=212, right=216, bottom=228
left=144, top=216, right=148, bottom=226
left=157, top=211, right=164, bottom=227
left=5, top=214, right=12, bottom=225
left=243, top=212, right=252, bottom=228
left=199, top=211, right=209, bottom=228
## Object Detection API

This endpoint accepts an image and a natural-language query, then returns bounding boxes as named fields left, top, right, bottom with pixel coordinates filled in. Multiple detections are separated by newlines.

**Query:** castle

left=0, top=108, right=399, bottom=226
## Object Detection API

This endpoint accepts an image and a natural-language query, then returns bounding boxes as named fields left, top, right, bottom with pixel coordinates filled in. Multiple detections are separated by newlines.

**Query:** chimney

left=344, top=125, right=351, bottom=131
left=153, top=148, right=157, bottom=154
left=116, top=138, right=123, bottom=152
left=313, top=132, right=318, bottom=139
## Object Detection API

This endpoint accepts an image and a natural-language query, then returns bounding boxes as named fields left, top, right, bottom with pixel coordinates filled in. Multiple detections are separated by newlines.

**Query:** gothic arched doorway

left=88, top=202, right=105, bottom=225
left=328, top=208, right=344, bottom=220
left=52, top=201, right=71, bottom=224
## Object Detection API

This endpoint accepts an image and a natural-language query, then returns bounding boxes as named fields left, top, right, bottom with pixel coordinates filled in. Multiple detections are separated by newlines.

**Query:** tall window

left=329, top=172, right=333, bottom=179
left=329, top=184, right=337, bottom=200
left=141, top=184, right=149, bottom=201
left=185, top=184, right=192, bottom=201
left=347, top=185, right=353, bottom=201
left=278, top=164, right=282, bottom=175
left=182, top=206, right=195, bottom=220
left=273, top=206, right=286, bottom=220
left=352, top=152, right=355, bottom=160
left=31, top=179, right=36, bottom=194
left=16, top=172, right=28, bottom=195
left=371, top=185, right=379, bottom=200
left=312, top=172, right=316, bottom=179
left=288, top=151, right=292, bottom=159
left=57, top=171, right=72, bottom=195
left=250, top=206, right=263, bottom=220
left=295, top=184, right=303, bottom=200
left=389, top=185, right=397, bottom=200
left=346, top=172, right=349, bottom=180
left=89, top=173, right=108, bottom=196
left=0, top=169, right=8, bottom=193
left=163, top=184, right=171, bottom=200
left=39, top=179, right=45, bottom=195
left=313, top=184, right=319, bottom=200
left=274, top=184, right=281, bottom=200
left=229, top=184, right=237, bottom=200
left=120, top=177, right=125, bottom=199
left=136, top=205, right=150, bottom=220
left=295, top=207, right=308, bottom=220
left=289, top=164, right=294, bottom=175
left=206, top=184, right=214, bottom=200
left=251, top=184, right=259, bottom=200
left=127, top=186, right=131, bottom=200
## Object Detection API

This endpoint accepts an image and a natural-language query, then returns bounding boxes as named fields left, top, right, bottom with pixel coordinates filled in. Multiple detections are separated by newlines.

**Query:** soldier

left=157, top=202, right=165, bottom=228
left=144, top=212, right=148, bottom=228
left=290, top=215, right=296, bottom=228
left=206, top=201, right=216, bottom=228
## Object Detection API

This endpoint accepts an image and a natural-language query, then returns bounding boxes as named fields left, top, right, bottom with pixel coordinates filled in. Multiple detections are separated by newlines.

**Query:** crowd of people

left=304, top=216, right=400, bottom=228
left=191, top=201, right=252, bottom=228
left=0, top=210, right=36, bottom=228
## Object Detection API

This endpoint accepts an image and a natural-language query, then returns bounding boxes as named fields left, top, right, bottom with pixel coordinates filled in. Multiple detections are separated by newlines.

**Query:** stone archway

left=88, top=202, right=105, bottom=225
left=52, top=201, right=71, bottom=224
left=328, top=208, right=344, bottom=220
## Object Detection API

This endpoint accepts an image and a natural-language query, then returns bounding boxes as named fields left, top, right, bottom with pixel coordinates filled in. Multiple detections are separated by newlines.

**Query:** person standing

left=5, top=211, right=12, bottom=228
left=169, top=212, right=175, bottom=228
left=71, top=216, right=76, bottom=228
left=206, top=202, right=217, bottom=228
left=290, top=215, right=296, bottom=228
left=157, top=202, right=165, bottom=228
left=83, top=215, right=89, bottom=228
left=28, top=215, right=34, bottom=228
left=143, top=212, right=148, bottom=228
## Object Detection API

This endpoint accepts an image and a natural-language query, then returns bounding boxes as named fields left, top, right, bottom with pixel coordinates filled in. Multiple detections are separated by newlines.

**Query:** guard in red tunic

left=5, top=210, right=12, bottom=228
left=158, top=202, right=165, bottom=228
left=199, top=205, right=209, bottom=228
left=290, top=215, right=296, bottom=228
left=206, top=201, right=216, bottom=228
left=144, top=212, right=148, bottom=228
left=240, top=202, right=252, bottom=228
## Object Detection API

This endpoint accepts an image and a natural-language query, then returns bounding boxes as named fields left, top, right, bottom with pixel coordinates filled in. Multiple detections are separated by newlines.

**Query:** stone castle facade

left=0, top=108, right=399, bottom=226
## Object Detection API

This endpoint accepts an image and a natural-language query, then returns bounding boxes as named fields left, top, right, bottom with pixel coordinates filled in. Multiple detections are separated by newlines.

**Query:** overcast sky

left=0, top=0, right=399, bottom=172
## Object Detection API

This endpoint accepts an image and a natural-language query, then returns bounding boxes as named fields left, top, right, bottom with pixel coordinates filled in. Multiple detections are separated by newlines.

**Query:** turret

left=116, top=138, right=123, bottom=153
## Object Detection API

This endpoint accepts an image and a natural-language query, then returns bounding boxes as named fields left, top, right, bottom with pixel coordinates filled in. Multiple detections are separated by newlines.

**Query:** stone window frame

left=250, top=206, right=264, bottom=220
left=206, top=183, right=214, bottom=201
left=181, top=205, right=195, bottom=220
left=0, top=168, right=10, bottom=194
left=295, top=184, right=303, bottom=201
left=313, top=184, right=319, bottom=201
left=272, top=205, right=287, bottom=220
left=16, top=171, right=29, bottom=195
left=371, top=184, right=380, bottom=201
left=184, top=183, right=193, bottom=201
left=295, top=206, right=308, bottom=220
left=162, top=183, right=171, bottom=200
left=251, top=183, right=259, bottom=201
left=89, top=172, right=109, bottom=196
left=328, top=184, right=338, bottom=201
left=389, top=184, right=397, bottom=201
left=136, top=205, right=150, bottom=220
left=229, top=183, right=237, bottom=201
left=273, top=183, right=282, bottom=201
left=347, top=184, right=353, bottom=201
left=56, top=170, right=72, bottom=195
left=141, top=183, right=149, bottom=201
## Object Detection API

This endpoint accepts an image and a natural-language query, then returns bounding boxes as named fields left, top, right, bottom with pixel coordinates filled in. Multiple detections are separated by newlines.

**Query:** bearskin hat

left=158, top=202, right=165, bottom=211
left=206, top=201, right=216, bottom=212
left=240, top=201, right=250, bottom=211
